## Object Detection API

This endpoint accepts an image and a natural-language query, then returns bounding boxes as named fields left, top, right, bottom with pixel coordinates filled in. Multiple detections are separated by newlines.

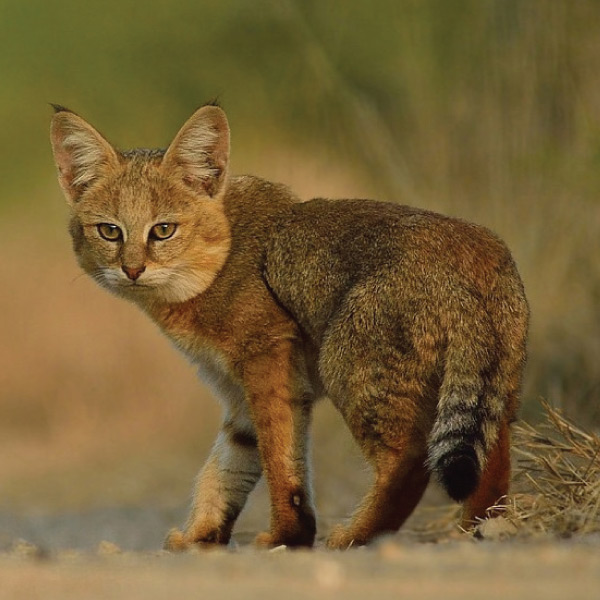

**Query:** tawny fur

left=50, top=104, right=529, bottom=550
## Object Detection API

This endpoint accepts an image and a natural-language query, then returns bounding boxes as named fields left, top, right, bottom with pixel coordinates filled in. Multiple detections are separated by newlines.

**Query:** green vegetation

left=3, top=0, right=600, bottom=423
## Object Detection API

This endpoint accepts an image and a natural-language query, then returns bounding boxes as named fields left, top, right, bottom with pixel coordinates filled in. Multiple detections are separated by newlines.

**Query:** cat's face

left=51, top=106, right=231, bottom=305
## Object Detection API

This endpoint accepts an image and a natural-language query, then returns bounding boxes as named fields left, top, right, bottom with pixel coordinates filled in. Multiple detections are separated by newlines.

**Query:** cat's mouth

left=106, top=279, right=155, bottom=292
left=97, top=268, right=204, bottom=303
left=121, top=282, right=154, bottom=291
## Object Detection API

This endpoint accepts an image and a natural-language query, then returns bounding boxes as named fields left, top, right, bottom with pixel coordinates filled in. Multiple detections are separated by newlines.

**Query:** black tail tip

left=437, top=447, right=480, bottom=502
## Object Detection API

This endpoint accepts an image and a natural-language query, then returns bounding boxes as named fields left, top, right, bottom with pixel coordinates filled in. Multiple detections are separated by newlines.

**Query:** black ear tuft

left=50, top=103, right=74, bottom=115
left=204, top=97, right=222, bottom=108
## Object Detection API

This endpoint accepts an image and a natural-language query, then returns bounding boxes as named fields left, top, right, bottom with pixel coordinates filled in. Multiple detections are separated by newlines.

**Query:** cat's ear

left=50, top=106, right=119, bottom=205
left=161, top=105, right=230, bottom=199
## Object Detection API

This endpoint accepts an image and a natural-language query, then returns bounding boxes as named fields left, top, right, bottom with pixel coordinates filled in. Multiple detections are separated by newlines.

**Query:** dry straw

left=406, top=402, right=600, bottom=541
left=503, top=401, right=600, bottom=537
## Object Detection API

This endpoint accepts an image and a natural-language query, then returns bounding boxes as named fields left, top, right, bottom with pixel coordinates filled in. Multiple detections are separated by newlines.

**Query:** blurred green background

left=1, top=0, right=600, bottom=517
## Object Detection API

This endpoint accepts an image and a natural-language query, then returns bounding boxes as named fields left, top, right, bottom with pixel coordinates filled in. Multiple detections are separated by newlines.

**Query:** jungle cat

left=50, top=103, right=529, bottom=550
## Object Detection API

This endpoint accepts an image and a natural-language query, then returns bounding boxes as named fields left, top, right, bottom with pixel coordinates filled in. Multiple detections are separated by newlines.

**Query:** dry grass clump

left=405, top=402, right=600, bottom=542
left=501, top=402, right=600, bottom=538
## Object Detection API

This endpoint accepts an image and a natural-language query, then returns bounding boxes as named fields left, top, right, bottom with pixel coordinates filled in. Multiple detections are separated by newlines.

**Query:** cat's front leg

left=165, top=417, right=262, bottom=551
left=244, top=342, right=316, bottom=548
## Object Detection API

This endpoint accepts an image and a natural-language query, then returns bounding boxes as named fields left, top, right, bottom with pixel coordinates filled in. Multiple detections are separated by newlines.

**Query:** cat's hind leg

left=461, top=417, right=511, bottom=526
left=326, top=442, right=430, bottom=549
left=319, top=301, right=438, bottom=548
left=321, top=356, right=434, bottom=548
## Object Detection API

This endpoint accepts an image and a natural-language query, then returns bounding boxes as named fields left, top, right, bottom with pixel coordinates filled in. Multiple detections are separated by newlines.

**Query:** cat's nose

left=122, top=265, right=146, bottom=281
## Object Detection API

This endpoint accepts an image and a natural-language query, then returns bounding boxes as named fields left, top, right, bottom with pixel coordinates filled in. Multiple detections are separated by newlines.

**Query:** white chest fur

left=160, top=323, right=251, bottom=423
left=194, top=347, right=244, bottom=407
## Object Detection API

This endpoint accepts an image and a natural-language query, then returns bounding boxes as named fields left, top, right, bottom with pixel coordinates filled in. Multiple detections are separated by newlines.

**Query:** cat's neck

left=134, top=174, right=300, bottom=348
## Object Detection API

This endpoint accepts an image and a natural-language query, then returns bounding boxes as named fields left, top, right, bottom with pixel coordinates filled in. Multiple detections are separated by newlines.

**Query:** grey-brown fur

left=50, top=104, right=529, bottom=549
left=265, top=199, right=529, bottom=501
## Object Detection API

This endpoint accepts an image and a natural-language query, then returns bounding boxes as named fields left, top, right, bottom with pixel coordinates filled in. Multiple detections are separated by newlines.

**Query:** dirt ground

left=1, top=502, right=599, bottom=600
left=2, top=530, right=599, bottom=600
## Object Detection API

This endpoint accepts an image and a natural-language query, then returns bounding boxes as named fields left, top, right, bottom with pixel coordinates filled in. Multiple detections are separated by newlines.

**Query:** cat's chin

left=107, top=280, right=206, bottom=305
left=103, top=282, right=157, bottom=302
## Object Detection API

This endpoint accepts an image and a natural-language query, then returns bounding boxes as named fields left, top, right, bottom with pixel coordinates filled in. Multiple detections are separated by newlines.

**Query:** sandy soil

left=2, top=504, right=599, bottom=600
left=2, top=534, right=599, bottom=600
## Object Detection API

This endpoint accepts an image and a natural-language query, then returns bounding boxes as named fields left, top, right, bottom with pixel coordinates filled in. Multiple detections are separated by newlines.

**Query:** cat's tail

left=426, top=326, right=506, bottom=502
left=426, top=254, right=528, bottom=503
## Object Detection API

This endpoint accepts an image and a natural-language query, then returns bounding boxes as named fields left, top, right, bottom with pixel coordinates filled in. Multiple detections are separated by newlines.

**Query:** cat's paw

left=254, top=531, right=279, bottom=548
left=163, top=528, right=189, bottom=552
left=163, top=527, right=226, bottom=552
left=326, top=525, right=358, bottom=550
left=254, top=528, right=315, bottom=549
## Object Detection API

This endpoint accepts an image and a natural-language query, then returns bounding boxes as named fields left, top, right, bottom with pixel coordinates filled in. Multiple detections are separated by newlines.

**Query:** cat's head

left=50, top=104, right=231, bottom=305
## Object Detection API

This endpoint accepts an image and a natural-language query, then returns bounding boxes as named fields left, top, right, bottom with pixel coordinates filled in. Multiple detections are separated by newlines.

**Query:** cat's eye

left=150, top=223, right=177, bottom=241
left=97, top=223, right=122, bottom=241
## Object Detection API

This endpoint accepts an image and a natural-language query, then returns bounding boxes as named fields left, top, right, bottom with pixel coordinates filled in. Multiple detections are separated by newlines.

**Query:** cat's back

left=264, top=197, right=520, bottom=343
left=266, top=197, right=513, bottom=288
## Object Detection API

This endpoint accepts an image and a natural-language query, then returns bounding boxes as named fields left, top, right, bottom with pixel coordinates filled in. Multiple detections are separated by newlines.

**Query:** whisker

left=69, top=272, right=87, bottom=285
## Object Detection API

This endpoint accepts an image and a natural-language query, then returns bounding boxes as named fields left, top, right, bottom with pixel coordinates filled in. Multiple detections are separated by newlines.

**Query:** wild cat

left=50, top=103, right=528, bottom=549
